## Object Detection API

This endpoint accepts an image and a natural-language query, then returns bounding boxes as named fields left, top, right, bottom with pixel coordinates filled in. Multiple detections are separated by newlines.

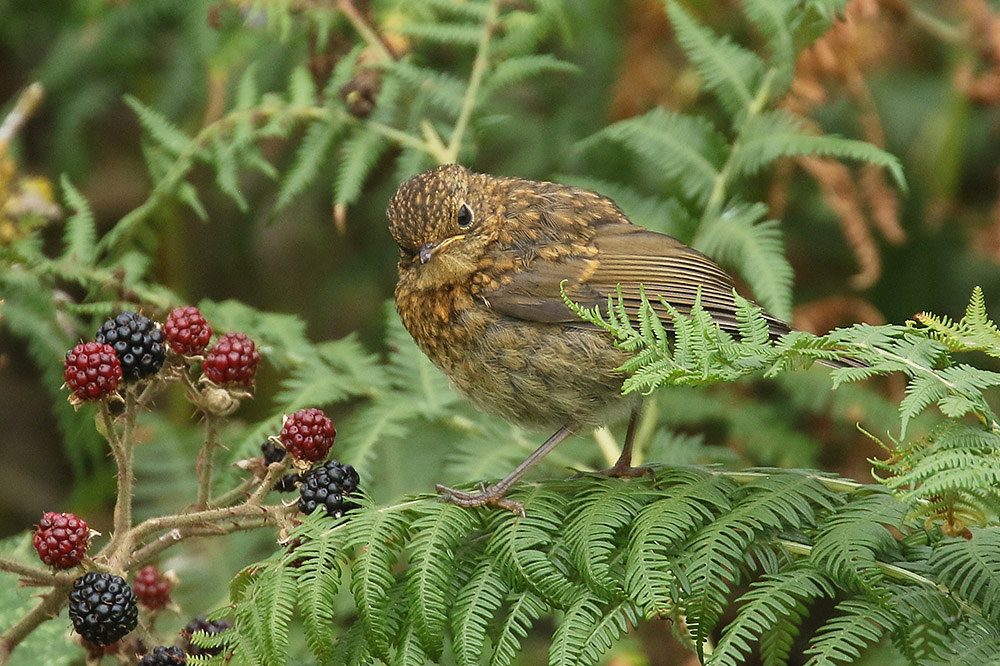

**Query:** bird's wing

left=484, top=223, right=791, bottom=338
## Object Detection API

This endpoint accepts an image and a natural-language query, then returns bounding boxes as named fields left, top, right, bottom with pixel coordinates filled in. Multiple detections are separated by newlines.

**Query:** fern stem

left=359, top=115, right=447, bottom=162
left=698, top=68, right=776, bottom=229
left=721, top=470, right=864, bottom=493
left=777, top=539, right=980, bottom=616
left=442, top=0, right=498, bottom=164
left=336, top=0, right=395, bottom=64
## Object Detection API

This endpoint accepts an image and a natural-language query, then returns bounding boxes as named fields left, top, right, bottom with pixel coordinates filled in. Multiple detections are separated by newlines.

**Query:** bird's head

left=387, top=164, right=505, bottom=287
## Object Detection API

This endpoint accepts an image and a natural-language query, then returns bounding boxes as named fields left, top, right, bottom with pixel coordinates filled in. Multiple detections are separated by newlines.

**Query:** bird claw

left=435, top=483, right=525, bottom=516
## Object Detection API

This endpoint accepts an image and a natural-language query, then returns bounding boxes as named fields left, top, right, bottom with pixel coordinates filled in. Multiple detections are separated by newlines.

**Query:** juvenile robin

left=387, top=164, right=796, bottom=513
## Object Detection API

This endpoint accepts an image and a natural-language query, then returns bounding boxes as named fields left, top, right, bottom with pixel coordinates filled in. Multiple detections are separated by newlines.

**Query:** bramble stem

left=106, top=388, right=138, bottom=558
left=0, top=559, right=70, bottom=586
left=196, top=414, right=219, bottom=509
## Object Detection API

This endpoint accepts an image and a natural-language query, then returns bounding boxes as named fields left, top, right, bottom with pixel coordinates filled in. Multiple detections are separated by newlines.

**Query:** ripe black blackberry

left=68, top=572, right=139, bottom=646
left=180, top=615, right=232, bottom=657
left=202, top=332, right=260, bottom=386
left=163, top=306, right=212, bottom=356
left=96, top=311, right=166, bottom=381
left=64, top=342, right=122, bottom=401
left=280, top=408, right=336, bottom=462
left=139, top=645, right=186, bottom=666
left=33, top=511, right=89, bottom=569
left=298, top=460, right=360, bottom=515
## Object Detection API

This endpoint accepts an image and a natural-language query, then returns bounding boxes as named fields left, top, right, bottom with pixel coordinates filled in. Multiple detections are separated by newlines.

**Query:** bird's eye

left=456, top=203, right=473, bottom=229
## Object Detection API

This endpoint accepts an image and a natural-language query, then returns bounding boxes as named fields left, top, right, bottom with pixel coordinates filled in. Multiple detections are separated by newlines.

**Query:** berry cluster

left=62, top=306, right=262, bottom=401
left=68, top=572, right=139, bottom=646
left=163, top=306, right=213, bottom=356
left=96, top=311, right=166, bottom=382
left=139, top=645, right=186, bottom=666
left=134, top=565, right=173, bottom=610
left=202, top=332, right=261, bottom=386
left=180, top=615, right=232, bottom=657
left=298, top=460, right=360, bottom=516
left=32, top=512, right=89, bottom=569
left=280, top=408, right=337, bottom=462
left=64, top=342, right=122, bottom=401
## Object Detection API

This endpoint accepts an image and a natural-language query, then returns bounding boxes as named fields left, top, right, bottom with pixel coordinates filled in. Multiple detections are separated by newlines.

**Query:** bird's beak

left=418, top=235, right=465, bottom=265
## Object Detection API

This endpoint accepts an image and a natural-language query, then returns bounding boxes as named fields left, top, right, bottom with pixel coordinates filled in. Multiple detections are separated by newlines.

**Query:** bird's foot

left=435, top=482, right=524, bottom=516
left=596, top=461, right=655, bottom=481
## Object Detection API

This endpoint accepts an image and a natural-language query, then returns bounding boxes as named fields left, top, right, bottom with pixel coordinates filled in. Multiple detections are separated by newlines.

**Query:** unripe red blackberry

left=32, top=511, right=89, bottom=569
left=298, top=460, right=360, bottom=515
left=96, top=311, right=166, bottom=381
left=202, top=332, right=260, bottom=386
left=64, top=342, right=122, bottom=401
left=280, top=408, right=336, bottom=462
left=133, top=565, right=173, bottom=610
left=139, top=645, right=186, bottom=666
left=180, top=615, right=232, bottom=657
left=163, top=306, right=212, bottom=356
left=68, top=572, right=139, bottom=646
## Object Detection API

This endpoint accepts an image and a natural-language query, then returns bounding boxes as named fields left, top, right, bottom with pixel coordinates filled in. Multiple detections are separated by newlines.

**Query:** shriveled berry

left=180, top=615, right=232, bottom=657
left=96, top=311, right=165, bottom=381
left=163, top=306, right=212, bottom=356
left=280, top=408, right=336, bottom=462
left=202, top=332, right=260, bottom=386
left=64, top=342, right=122, bottom=401
left=260, top=441, right=286, bottom=466
left=68, top=572, right=138, bottom=646
left=275, top=473, right=301, bottom=493
left=298, top=460, right=360, bottom=515
left=139, top=645, right=186, bottom=665
left=32, top=512, right=89, bottom=569
left=133, top=565, right=173, bottom=610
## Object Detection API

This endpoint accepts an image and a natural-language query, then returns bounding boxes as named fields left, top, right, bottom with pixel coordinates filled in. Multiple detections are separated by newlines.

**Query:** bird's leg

left=437, top=424, right=576, bottom=515
left=600, top=405, right=653, bottom=479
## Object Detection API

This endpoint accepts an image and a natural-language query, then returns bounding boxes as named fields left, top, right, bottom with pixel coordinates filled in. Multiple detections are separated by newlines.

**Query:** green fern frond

left=489, top=590, right=549, bottom=666
left=740, top=0, right=797, bottom=93
left=665, top=1, right=764, bottom=117
left=710, top=564, right=834, bottom=666
left=406, top=502, right=484, bottom=658
left=274, top=118, right=342, bottom=212
left=803, top=599, right=900, bottom=665
left=915, top=287, right=1000, bottom=357
left=452, top=557, right=509, bottom=666
left=482, top=54, right=580, bottom=97
left=345, top=507, right=411, bottom=658
left=809, top=491, right=905, bottom=592
left=694, top=201, right=793, bottom=320
left=287, top=515, right=349, bottom=660
left=396, top=21, right=483, bottom=47
left=549, top=596, right=640, bottom=666
left=730, top=109, right=906, bottom=190
left=58, top=175, right=97, bottom=266
left=578, top=108, right=726, bottom=204
left=124, top=94, right=192, bottom=156
left=931, top=528, right=1000, bottom=622
left=390, top=61, right=466, bottom=117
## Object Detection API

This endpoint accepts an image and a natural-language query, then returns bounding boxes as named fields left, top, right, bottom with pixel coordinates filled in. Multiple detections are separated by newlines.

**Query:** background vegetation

left=2, top=0, right=1000, bottom=664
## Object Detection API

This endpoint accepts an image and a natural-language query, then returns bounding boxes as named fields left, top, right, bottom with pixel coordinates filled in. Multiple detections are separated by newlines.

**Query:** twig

left=336, top=0, right=396, bottom=63
left=442, top=0, right=498, bottom=163
left=0, top=559, right=72, bottom=586
left=0, top=82, right=44, bottom=155
left=106, top=388, right=138, bottom=558
left=196, top=413, right=220, bottom=509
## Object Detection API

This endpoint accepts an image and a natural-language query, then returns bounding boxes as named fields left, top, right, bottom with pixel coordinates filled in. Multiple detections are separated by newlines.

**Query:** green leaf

left=124, top=94, right=191, bottom=156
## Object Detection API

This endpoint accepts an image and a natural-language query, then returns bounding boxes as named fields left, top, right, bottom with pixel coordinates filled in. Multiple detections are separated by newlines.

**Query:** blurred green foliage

left=2, top=0, right=1000, bottom=664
